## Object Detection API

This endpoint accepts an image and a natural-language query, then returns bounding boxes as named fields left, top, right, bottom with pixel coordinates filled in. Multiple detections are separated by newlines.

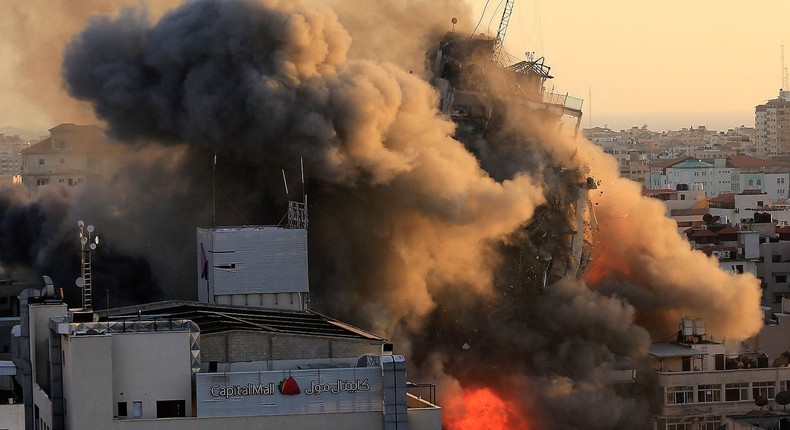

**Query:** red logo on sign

left=278, top=377, right=301, bottom=395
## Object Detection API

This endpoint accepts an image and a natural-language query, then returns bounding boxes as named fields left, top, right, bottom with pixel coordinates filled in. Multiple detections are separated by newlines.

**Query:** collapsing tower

left=428, top=15, right=596, bottom=307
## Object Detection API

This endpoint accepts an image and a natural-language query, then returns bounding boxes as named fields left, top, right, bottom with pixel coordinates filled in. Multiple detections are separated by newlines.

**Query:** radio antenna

left=282, top=169, right=290, bottom=199
left=212, top=153, right=217, bottom=227
left=300, top=158, right=306, bottom=204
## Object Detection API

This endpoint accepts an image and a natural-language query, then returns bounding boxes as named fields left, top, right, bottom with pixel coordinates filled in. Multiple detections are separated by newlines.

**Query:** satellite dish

left=95, top=236, right=100, bottom=245
left=756, top=396, right=769, bottom=408
left=78, top=220, right=84, bottom=228
left=776, top=390, right=790, bottom=406
left=451, top=17, right=457, bottom=24
left=87, top=225, right=94, bottom=233
left=75, top=277, right=85, bottom=288
left=90, top=243, right=96, bottom=250
left=80, top=237, right=88, bottom=246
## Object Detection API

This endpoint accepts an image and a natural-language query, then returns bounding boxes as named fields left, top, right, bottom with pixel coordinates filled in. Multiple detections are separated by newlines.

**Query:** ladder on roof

left=82, top=258, right=92, bottom=310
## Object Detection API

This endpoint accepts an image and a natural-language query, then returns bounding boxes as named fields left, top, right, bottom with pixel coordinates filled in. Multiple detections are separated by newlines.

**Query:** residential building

left=728, top=155, right=790, bottom=202
left=755, top=90, right=790, bottom=157
left=653, top=312, right=790, bottom=430
left=0, top=134, right=29, bottom=186
left=642, top=187, right=708, bottom=233
left=19, top=124, right=119, bottom=197
left=619, top=150, right=651, bottom=184
left=664, top=159, right=716, bottom=196
left=648, top=155, right=790, bottom=201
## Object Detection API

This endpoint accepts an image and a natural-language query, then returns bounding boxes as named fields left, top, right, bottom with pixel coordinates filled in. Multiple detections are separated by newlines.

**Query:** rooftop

left=671, top=160, right=714, bottom=169
left=99, top=300, right=386, bottom=341
left=649, top=342, right=708, bottom=358
left=727, top=155, right=789, bottom=169
left=709, top=193, right=735, bottom=204
left=651, top=156, right=695, bottom=169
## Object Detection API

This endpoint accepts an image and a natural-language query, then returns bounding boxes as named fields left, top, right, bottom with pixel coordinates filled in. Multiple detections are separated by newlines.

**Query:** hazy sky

left=472, top=0, right=790, bottom=131
left=1, top=0, right=789, bottom=135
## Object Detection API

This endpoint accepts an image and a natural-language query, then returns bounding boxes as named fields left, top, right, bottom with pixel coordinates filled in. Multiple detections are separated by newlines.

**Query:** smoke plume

left=0, top=0, right=763, bottom=429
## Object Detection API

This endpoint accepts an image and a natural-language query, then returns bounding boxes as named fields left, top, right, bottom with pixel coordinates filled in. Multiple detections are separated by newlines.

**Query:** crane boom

left=491, top=0, right=515, bottom=63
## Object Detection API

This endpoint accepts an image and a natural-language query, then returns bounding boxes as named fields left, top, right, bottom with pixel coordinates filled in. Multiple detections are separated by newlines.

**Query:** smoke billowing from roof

left=0, top=0, right=762, bottom=428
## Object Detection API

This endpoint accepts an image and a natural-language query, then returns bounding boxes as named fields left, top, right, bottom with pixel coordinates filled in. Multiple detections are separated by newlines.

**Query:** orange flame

left=443, top=387, right=530, bottom=430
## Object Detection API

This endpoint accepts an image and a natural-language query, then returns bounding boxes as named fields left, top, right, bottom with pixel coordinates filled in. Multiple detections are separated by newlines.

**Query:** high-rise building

left=754, top=91, right=790, bottom=156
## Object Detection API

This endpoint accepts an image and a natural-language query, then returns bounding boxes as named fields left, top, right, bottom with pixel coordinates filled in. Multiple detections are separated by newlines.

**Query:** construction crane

left=491, top=0, right=515, bottom=64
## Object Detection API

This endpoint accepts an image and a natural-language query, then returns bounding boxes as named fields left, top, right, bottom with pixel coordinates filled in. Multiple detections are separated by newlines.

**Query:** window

left=53, top=140, right=70, bottom=150
left=666, top=386, right=694, bottom=404
left=681, top=194, right=686, bottom=200
left=38, top=158, right=44, bottom=165
left=156, top=400, right=186, bottom=418
left=757, top=179, right=762, bottom=186
left=59, top=158, right=64, bottom=164
left=774, top=255, right=782, bottom=263
left=753, top=381, right=776, bottom=400
left=661, top=417, right=691, bottom=430
left=132, top=401, right=142, bottom=418
left=117, top=402, right=127, bottom=417
left=36, top=178, right=48, bottom=186
left=777, top=275, right=787, bottom=283
left=749, top=180, right=754, bottom=186
left=700, top=417, right=722, bottom=430
left=725, top=383, right=749, bottom=401
left=698, top=384, right=721, bottom=402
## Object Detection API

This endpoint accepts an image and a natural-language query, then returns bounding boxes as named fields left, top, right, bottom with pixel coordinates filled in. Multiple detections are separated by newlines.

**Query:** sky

left=472, top=0, right=790, bottom=131
left=2, top=0, right=790, bottom=135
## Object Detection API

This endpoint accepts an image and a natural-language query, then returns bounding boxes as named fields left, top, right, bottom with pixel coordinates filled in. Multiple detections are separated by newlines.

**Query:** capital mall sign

left=197, top=367, right=383, bottom=417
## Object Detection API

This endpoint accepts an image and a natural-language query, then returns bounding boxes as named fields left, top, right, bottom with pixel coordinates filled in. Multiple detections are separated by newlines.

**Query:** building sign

left=196, top=367, right=383, bottom=417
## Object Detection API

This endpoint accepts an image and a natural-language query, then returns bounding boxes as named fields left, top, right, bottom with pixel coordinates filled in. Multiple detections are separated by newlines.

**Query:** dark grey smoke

left=59, top=1, right=652, bottom=428
left=0, top=0, right=746, bottom=428
left=63, top=2, right=344, bottom=175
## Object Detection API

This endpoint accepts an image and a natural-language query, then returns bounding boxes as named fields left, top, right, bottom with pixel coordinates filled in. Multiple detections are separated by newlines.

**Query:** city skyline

left=3, top=1, right=790, bottom=134
left=473, top=0, right=790, bottom=131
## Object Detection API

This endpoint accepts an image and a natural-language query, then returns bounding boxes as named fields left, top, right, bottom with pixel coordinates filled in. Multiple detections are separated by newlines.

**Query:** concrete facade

left=14, top=292, right=440, bottom=430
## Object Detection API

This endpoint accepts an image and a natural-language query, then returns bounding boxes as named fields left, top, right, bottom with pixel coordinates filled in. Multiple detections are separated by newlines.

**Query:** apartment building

left=19, top=124, right=119, bottom=197
left=755, top=91, right=790, bottom=157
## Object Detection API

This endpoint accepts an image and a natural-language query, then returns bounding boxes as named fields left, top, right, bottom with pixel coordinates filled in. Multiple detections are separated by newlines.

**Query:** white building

left=653, top=315, right=790, bottom=430
left=664, top=160, right=716, bottom=197
left=196, top=226, right=308, bottom=310
left=12, top=212, right=441, bottom=430
left=648, top=155, right=790, bottom=203
left=728, top=155, right=790, bottom=202
left=19, top=124, right=120, bottom=197
left=642, top=188, right=708, bottom=233
left=13, top=289, right=440, bottom=430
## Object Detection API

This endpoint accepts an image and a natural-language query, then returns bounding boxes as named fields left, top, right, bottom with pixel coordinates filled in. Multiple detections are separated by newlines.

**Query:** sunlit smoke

left=0, top=0, right=766, bottom=429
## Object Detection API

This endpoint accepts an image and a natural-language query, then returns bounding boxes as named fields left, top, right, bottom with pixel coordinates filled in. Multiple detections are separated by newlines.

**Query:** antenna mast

left=76, top=220, right=99, bottom=310
left=212, top=153, right=217, bottom=227
left=286, top=161, right=308, bottom=229
left=491, top=0, right=515, bottom=64
left=783, top=45, right=789, bottom=91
